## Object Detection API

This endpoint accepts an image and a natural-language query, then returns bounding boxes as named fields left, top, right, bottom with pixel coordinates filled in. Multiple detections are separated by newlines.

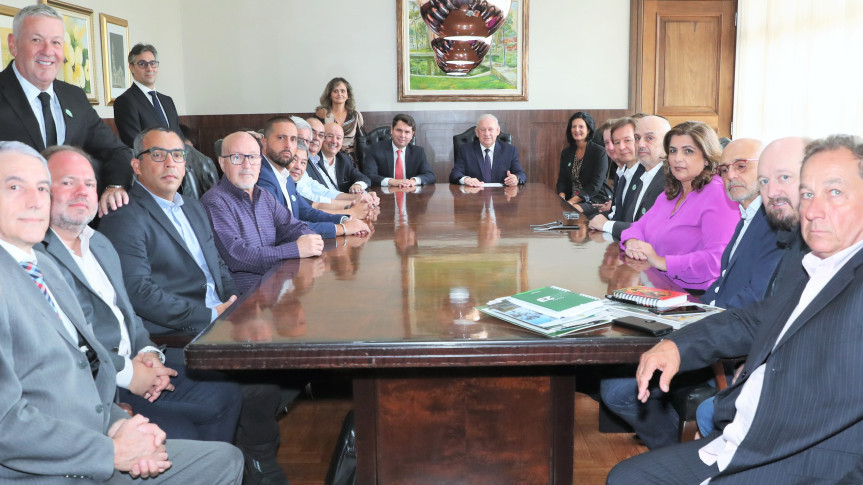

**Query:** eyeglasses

left=136, top=147, right=186, bottom=163
left=717, top=158, right=758, bottom=176
left=311, top=130, right=325, bottom=140
left=298, top=137, right=312, bottom=146
left=324, top=134, right=344, bottom=142
left=135, top=60, right=160, bottom=68
left=219, top=153, right=262, bottom=165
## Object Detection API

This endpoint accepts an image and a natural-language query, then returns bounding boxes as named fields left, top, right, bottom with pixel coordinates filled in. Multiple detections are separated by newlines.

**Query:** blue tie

left=481, top=148, right=492, bottom=182
left=149, top=90, right=169, bottom=126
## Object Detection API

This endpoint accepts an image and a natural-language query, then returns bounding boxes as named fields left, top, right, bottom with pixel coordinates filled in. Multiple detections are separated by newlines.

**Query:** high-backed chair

left=452, top=126, right=514, bottom=155
left=355, top=125, right=415, bottom=171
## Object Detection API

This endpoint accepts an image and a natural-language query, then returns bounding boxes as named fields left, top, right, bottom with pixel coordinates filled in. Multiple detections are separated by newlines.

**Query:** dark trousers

left=118, top=348, right=243, bottom=442
left=607, top=435, right=719, bottom=484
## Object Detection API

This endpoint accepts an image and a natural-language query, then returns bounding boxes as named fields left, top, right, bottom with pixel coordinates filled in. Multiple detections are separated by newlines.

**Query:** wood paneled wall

left=105, top=109, right=631, bottom=188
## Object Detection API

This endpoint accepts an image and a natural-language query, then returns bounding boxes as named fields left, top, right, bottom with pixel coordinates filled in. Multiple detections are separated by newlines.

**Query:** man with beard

left=256, top=116, right=368, bottom=238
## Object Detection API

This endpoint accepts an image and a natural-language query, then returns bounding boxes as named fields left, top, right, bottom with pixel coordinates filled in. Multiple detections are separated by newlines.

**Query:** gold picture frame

left=41, top=0, right=97, bottom=104
left=99, top=13, right=128, bottom=106
left=0, top=4, right=19, bottom=69
left=397, top=0, right=529, bottom=102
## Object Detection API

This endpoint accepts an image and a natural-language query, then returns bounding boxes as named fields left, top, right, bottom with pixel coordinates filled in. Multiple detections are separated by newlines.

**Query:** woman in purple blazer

left=620, top=121, right=738, bottom=290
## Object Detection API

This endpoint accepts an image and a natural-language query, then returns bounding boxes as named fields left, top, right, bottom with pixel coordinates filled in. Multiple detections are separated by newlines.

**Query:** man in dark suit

left=98, top=126, right=290, bottom=484
left=310, top=122, right=372, bottom=193
left=257, top=116, right=369, bottom=238
left=113, top=43, right=182, bottom=148
left=40, top=145, right=243, bottom=444
left=450, top=113, right=526, bottom=186
left=0, top=5, right=133, bottom=216
left=588, top=115, right=669, bottom=239
left=608, top=134, right=863, bottom=484
left=0, top=140, right=243, bottom=483
left=364, top=113, right=436, bottom=187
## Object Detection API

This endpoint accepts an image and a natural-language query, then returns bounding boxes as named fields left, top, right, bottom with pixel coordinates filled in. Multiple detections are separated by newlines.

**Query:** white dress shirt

left=383, top=143, right=421, bottom=186
left=133, top=80, right=169, bottom=123
left=709, top=197, right=763, bottom=305
left=603, top=163, right=642, bottom=233
left=267, top=160, right=293, bottom=215
left=460, top=142, right=496, bottom=185
left=12, top=61, right=66, bottom=146
left=698, top=239, right=863, bottom=483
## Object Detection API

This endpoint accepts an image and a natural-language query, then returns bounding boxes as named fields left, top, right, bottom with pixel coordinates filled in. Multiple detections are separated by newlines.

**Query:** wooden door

left=633, top=0, right=737, bottom=137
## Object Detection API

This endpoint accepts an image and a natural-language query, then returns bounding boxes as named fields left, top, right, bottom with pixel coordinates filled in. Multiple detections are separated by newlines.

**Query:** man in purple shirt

left=201, top=131, right=323, bottom=294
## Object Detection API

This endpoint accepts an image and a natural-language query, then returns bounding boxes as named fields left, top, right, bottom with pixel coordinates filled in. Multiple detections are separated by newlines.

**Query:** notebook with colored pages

left=608, top=286, right=688, bottom=309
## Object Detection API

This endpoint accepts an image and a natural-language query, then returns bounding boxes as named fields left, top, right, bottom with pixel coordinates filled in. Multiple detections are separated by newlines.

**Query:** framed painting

left=397, top=0, right=529, bottom=102
left=41, top=0, right=97, bottom=104
left=99, top=13, right=128, bottom=106
left=0, top=4, right=18, bottom=69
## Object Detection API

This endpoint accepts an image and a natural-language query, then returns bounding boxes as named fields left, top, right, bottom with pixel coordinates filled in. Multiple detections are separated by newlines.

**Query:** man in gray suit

left=0, top=140, right=242, bottom=483
left=608, top=134, right=863, bottom=483
left=39, top=145, right=243, bottom=443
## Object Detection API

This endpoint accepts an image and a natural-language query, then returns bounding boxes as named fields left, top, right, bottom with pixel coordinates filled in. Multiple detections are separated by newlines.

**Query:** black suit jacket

left=38, top=229, right=157, bottom=375
left=310, top=152, right=371, bottom=193
left=449, top=140, right=526, bottom=184
left=0, top=63, right=132, bottom=189
left=556, top=141, right=608, bottom=200
left=363, top=140, right=436, bottom=185
left=609, top=164, right=666, bottom=239
left=669, top=247, right=863, bottom=482
left=112, top=85, right=182, bottom=147
left=98, top=183, right=236, bottom=335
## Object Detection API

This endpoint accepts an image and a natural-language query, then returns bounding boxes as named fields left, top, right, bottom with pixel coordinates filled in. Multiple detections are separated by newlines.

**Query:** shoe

left=243, top=455, right=289, bottom=485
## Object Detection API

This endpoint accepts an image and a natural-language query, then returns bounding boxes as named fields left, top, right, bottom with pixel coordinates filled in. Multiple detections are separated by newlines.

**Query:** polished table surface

left=186, top=183, right=666, bottom=484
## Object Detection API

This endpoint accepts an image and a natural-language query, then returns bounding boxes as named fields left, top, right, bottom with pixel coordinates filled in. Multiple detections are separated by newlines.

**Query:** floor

left=277, top=392, right=648, bottom=485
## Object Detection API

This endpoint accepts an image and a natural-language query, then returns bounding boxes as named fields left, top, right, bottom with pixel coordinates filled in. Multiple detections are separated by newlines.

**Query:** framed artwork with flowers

left=41, top=0, right=97, bottom=104
left=99, top=13, right=128, bottom=106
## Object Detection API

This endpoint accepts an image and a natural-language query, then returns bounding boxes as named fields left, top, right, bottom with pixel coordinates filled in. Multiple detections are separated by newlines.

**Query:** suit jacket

left=38, top=229, right=157, bottom=376
left=112, top=84, right=182, bottom=147
left=0, top=63, right=133, bottom=189
left=0, top=249, right=127, bottom=482
left=556, top=142, right=608, bottom=201
left=309, top=152, right=371, bottom=192
left=98, top=183, right=236, bottom=335
left=363, top=140, right=436, bottom=185
left=609, top=164, right=666, bottom=240
left=258, top=159, right=342, bottom=238
left=702, top=205, right=784, bottom=309
left=449, top=140, right=526, bottom=184
left=669, top=247, right=863, bottom=482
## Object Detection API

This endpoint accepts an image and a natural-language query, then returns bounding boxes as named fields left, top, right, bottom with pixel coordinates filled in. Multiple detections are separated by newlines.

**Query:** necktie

left=20, top=261, right=99, bottom=378
left=481, top=148, right=492, bottom=182
left=37, top=92, right=57, bottom=147
left=149, top=91, right=169, bottom=126
left=395, top=149, right=405, bottom=180
left=622, top=174, right=643, bottom=221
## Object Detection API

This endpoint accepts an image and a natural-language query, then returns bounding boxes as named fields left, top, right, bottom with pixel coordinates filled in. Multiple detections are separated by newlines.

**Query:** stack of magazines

left=478, top=286, right=611, bottom=337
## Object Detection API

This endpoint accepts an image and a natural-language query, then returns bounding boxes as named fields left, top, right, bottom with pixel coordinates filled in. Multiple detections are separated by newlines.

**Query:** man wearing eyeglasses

left=113, top=44, right=182, bottom=148
left=99, top=126, right=290, bottom=485
left=201, top=130, right=323, bottom=294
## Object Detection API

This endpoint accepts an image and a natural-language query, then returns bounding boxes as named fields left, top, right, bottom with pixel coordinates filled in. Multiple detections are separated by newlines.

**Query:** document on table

left=482, top=183, right=503, bottom=187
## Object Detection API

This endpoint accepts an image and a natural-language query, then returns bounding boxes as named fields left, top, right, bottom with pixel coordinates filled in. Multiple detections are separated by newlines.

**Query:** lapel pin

left=65, top=109, right=73, bottom=118
left=291, top=195, right=296, bottom=202
left=631, top=184, right=637, bottom=191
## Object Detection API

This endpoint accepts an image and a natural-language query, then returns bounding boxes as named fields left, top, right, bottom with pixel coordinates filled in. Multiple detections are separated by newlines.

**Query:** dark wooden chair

left=452, top=125, right=513, bottom=155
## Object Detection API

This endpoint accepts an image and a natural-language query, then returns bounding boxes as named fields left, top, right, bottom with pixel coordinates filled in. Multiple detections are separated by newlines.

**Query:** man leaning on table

left=450, top=114, right=526, bottom=187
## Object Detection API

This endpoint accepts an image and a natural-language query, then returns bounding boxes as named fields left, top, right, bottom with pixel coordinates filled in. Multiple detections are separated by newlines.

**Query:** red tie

left=395, top=149, right=404, bottom=180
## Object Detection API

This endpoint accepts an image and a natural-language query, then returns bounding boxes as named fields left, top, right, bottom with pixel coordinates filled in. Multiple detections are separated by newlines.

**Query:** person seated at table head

left=39, top=144, right=244, bottom=444
left=450, top=114, right=526, bottom=187
left=588, top=115, right=670, bottom=239
left=607, top=134, right=863, bottom=485
left=556, top=111, right=609, bottom=206
left=256, top=117, right=369, bottom=239
left=310, top=122, right=372, bottom=194
left=200, top=130, right=324, bottom=294
left=113, top=43, right=182, bottom=148
left=620, top=120, right=739, bottom=290
left=1, top=4, right=134, bottom=218
left=0, top=140, right=243, bottom=484
left=363, top=113, right=436, bottom=187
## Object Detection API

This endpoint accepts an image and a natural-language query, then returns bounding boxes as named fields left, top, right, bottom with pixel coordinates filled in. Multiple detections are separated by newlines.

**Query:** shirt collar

left=480, top=142, right=496, bottom=154
left=265, top=157, right=289, bottom=179
left=133, top=79, right=157, bottom=95
left=739, top=196, right=762, bottom=221
left=0, top=237, right=37, bottom=264
left=12, top=60, right=56, bottom=100
left=392, top=142, right=407, bottom=154
left=217, top=174, right=258, bottom=201
left=136, top=180, right=183, bottom=208
left=802, top=238, right=863, bottom=278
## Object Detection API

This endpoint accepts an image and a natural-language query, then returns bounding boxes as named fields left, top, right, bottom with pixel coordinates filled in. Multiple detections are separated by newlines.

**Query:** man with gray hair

left=0, top=140, right=243, bottom=483
left=0, top=4, right=133, bottom=217
left=113, top=43, right=182, bottom=148
left=450, top=113, right=525, bottom=186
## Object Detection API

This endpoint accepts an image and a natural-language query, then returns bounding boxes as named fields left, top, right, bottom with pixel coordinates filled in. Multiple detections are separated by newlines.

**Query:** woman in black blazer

left=556, top=111, right=610, bottom=205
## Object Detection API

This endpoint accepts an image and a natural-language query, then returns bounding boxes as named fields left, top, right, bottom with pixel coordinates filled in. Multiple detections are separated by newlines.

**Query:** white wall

left=177, top=0, right=631, bottom=115
left=8, top=0, right=631, bottom=117
left=5, top=0, right=186, bottom=118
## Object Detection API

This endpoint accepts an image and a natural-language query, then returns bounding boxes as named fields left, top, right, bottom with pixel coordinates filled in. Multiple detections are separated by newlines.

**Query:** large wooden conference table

left=186, top=183, right=665, bottom=484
